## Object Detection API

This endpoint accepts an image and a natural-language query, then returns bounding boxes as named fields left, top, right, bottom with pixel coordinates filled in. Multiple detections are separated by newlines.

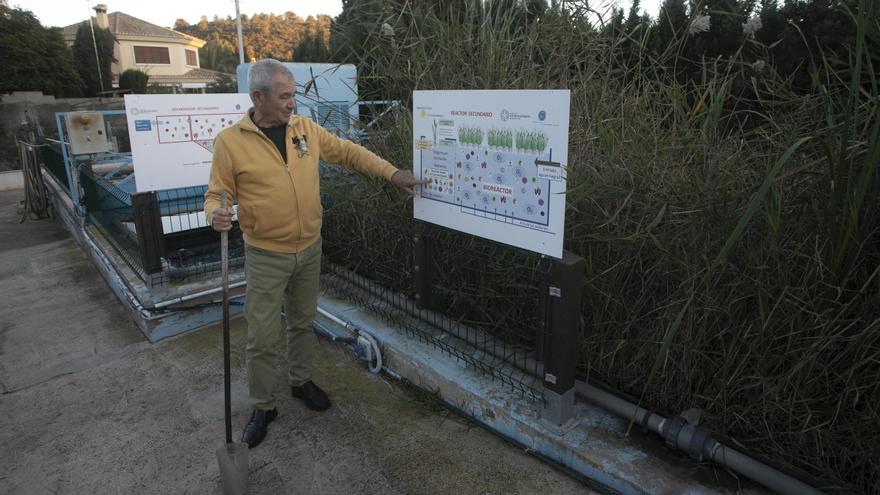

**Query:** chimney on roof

left=93, top=4, right=109, bottom=29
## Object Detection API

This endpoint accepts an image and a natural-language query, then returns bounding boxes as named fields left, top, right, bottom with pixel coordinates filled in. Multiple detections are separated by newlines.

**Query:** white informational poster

left=412, top=90, right=570, bottom=258
left=124, top=94, right=252, bottom=192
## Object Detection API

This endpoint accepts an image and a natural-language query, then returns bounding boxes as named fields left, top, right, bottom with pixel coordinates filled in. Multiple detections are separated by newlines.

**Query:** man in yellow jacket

left=204, top=59, right=428, bottom=449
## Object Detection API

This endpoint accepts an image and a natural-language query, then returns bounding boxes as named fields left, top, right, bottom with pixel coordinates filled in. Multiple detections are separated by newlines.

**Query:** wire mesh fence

left=38, top=140, right=70, bottom=192
left=319, top=170, right=550, bottom=401
left=51, top=140, right=555, bottom=401
left=152, top=186, right=245, bottom=284
left=79, top=169, right=245, bottom=286
left=79, top=167, right=146, bottom=279
left=321, top=261, right=547, bottom=402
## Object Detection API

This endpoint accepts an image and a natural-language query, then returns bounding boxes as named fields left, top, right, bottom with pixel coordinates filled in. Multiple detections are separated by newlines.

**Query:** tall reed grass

left=321, top=1, right=879, bottom=492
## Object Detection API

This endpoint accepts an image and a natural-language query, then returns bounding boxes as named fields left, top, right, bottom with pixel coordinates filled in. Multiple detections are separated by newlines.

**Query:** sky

left=11, top=0, right=661, bottom=30
left=11, top=0, right=344, bottom=29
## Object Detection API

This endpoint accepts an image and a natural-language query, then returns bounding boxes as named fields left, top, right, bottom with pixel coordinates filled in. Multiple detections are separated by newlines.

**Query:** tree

left=760, top=0, right=855, bottom=91
left=624, top=0, right=643, bottom=34
left=0, top=7, right=82, bottom=96
left=620, top=0, right=647, bottom=67
left=176, top=11, right=335, bottom=63
left=73, top=23, right=114, bottom=96
left=652, top=0, right=689, bottom=59
left=199, top=39, right=238, bottom=73
left=602, top=7, right=626, bottom=39
left=685, top=0, right=749, bottom=62
left=292, top=32, right=330, bottom=62
left=119, top=69, right=148, bottom=93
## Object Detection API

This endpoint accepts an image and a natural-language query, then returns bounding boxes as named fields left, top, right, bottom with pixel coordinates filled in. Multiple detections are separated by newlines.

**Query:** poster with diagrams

left=412, top=90, right=570, bottom=258
left=124, top=94, right=252, bottom=192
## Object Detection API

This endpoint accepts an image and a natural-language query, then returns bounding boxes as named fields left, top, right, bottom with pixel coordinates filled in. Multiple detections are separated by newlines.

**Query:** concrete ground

left=0, top=189, right=594, bottom=494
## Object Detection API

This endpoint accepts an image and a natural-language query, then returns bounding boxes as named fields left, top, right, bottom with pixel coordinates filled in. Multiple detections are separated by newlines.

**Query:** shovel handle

left=221, top=191, right=232, bottom=445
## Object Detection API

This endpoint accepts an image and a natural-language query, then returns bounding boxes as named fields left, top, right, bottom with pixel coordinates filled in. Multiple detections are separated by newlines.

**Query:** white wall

left=0, top=170, right=24, bottom=191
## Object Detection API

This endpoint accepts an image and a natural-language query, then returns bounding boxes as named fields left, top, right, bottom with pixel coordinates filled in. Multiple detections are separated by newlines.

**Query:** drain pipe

left=576, top=382, right=825, bottom=495
left=152, top=281, right=246, bottom=309
left=315, top=306, right=383, bottom=374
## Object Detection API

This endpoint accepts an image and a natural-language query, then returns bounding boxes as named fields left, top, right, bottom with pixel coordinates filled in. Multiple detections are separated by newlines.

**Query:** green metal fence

left=38, top=140, right=69, bottom=192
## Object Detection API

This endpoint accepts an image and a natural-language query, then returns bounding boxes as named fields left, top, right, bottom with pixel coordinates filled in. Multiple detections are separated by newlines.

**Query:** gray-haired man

left=204, top=59, right=428, bottom=448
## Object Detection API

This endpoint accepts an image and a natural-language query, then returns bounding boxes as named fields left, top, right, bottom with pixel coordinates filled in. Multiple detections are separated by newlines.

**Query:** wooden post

left=538, top=250, right=585, bottom=433
left=413, top=227, right=433, bottom=310
left=131, top=191, right=165, bottom=275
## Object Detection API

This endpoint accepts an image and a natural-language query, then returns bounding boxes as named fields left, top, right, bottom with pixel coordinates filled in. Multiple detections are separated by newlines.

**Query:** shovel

left=215, top=191, right=249, bottom=494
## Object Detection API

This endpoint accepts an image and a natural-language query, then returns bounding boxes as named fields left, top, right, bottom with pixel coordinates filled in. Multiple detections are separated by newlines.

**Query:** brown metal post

left=414, top=228, right=433, bottom=310
left=131, top=191, right=165, bottom=275
left=539, top=250, right=584, bottom=432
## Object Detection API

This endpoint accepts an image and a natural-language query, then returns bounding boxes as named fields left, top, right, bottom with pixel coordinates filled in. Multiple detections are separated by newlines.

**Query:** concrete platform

left=0, top=188, right=592, bottom=494
left=316, top=287, right=769, bottom=495
left=0, top=180, right=775, bottom=494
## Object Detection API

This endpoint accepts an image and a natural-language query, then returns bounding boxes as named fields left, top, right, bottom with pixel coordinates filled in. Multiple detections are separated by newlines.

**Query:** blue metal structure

left=46, top=63, right=402, bottom=342
left=49, top=108, right=247, bottom=342
left=54, top=109, right=131, bottom=216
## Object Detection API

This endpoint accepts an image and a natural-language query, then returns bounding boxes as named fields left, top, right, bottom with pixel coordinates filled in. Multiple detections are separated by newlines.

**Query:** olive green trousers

left=243, top=239, right=322, bottom=410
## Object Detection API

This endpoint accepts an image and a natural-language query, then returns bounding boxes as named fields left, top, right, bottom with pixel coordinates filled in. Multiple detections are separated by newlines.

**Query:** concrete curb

left=316, top=292, right=767, bottom=495
left=0, top=170, right=24, bottom=191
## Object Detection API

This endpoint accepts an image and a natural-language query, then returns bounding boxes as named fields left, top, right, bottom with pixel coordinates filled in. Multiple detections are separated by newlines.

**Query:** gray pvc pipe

left=712, top=444, right=824, bottom=495
left=575, top=382, right=824, bottom=495
left=577, top=381, right=666, bottom=434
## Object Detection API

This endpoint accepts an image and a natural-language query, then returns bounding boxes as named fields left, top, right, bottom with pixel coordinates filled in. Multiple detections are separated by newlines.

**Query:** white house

left=63, top=4, right=223, bottom=92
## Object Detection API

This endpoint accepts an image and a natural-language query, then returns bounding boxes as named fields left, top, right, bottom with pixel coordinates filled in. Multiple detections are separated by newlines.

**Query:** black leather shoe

left=241, top=408, right=277, bottom=449
left=291, top=380, right=331, bottom=411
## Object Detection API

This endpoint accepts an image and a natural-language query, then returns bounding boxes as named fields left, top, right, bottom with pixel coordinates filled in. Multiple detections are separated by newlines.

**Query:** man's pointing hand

left=390, top=170, right=432, bottom=197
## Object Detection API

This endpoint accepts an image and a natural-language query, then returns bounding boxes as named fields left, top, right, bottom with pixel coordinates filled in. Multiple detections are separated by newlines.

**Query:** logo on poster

left=499, top=109, right=530, bottom=121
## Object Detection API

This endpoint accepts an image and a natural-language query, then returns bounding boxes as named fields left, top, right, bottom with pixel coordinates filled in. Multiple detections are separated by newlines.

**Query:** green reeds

left=325, top=1, right=879, bottom=492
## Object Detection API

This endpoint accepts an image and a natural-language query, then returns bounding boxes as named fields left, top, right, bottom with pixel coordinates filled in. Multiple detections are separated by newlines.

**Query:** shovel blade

left=216, top=442, right=249, bottom=495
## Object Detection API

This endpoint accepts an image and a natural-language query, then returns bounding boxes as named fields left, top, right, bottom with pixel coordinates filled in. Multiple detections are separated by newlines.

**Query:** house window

left=185, top=49, right=197, bottom=67
left=133, top=46, right=170, bottom=64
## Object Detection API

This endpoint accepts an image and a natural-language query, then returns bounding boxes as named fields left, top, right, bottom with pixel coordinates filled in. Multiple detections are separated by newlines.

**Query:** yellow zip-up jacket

left=204, top=111, right=398, bottom=253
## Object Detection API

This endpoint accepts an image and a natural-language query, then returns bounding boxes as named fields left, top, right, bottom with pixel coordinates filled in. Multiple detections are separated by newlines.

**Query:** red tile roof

left=63, top=12, right=202, bottom=43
